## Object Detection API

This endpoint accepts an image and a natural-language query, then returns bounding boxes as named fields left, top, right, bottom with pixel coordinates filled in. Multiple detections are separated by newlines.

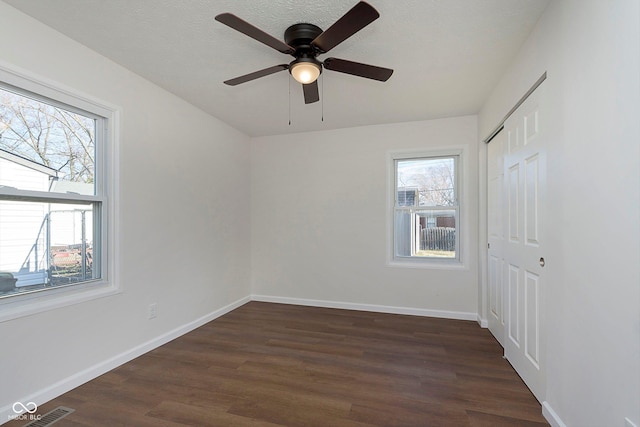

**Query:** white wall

left=251, top=116, right=479, bottom=317
left=0, top=1, right=251, bottom=418
left=479, top=0, right=640, bottom=426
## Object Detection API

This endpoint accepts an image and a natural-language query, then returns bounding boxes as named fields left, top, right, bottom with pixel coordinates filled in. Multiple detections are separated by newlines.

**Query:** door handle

left=539, top=257, right=545, bottom=267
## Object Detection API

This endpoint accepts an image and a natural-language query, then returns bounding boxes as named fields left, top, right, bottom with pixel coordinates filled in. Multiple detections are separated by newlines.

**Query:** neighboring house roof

left=0, top=148, right=58, bottom=178
left=50, top=180, right=93, bottom=196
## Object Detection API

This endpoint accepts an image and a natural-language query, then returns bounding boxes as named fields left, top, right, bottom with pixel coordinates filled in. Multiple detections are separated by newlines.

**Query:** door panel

left=489, top=255, right=501, bottom=318
left=525, top=270, right=540, bottom=368
left=525, top=155, right=540, bottom=245
left=508, top=264, right=520, bottom=347
left=508, top=165, right=520, bottom=242
left=524, top=109, right=539, bottom=144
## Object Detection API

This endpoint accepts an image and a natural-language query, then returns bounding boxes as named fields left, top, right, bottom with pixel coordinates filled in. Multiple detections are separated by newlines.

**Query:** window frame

left=387, top=148, right=464, bottom=269
left=0, top=63, right=119, bottom=321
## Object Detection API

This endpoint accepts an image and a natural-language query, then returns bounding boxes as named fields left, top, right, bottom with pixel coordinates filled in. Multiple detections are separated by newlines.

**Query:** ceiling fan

left=215, top=1, right=393, bottom=104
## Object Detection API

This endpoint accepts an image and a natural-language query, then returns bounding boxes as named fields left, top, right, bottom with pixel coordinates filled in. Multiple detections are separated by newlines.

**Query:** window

left=0, top=74, right=112, bottom=304
left=392, top=154, right=460, bottom=263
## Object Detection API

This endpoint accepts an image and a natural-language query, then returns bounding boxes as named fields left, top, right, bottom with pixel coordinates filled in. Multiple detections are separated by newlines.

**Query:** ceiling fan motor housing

left=285, top=23, right=323, bottom=53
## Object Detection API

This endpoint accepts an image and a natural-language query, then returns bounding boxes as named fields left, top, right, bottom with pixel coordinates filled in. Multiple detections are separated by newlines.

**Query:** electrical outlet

left=148, top=303, right=157, bottom=319
left=625, top=417, right=638, bottom=427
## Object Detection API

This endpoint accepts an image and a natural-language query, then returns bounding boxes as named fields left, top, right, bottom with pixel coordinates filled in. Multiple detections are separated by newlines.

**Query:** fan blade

left=302, top=81, right=320, bottom=104
left=311, top=2, right=379, bottom=53
left=323, top=57, right=393, bottom=82
left=215, top=13, right=295, bottom=55
left=223, top=64, right=289, bottom=86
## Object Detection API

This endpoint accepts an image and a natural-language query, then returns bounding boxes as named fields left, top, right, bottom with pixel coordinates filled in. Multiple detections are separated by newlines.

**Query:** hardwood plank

left=350, top=401, right=471, bottom=427
left=147, top=400, right=284, bottom=427
left=4, top=302, right=548, bottom=426
left=466, top=409, right=550, bottom=427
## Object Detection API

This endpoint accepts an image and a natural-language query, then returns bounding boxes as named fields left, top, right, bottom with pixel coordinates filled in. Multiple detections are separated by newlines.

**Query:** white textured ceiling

left=2, top=0, right=550, bottom=137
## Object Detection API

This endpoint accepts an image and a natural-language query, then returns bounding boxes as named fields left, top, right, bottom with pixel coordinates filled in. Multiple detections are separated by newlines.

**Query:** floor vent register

left=22, top=407, right=75, bottom=427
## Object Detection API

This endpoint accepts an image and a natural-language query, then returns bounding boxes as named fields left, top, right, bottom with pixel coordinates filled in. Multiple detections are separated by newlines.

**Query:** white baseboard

left=477, top=315, right=488, bottom=328
left=0, top=295, right=250, bottom=425
left=543, top=401, right=567, bottom=427
left=251, top=294, right=478, bottom=321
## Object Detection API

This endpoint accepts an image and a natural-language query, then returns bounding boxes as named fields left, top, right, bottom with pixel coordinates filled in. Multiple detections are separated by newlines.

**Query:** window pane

left=0, top=200, right=99, bottom=297
left=396, top=158, right=455, bottom=207
left=0, top=87, right=96, bottom=195
left=394, top=209, right=456, bottom=259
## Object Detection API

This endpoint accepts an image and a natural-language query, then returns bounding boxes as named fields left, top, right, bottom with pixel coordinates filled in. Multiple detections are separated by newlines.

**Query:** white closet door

left=487, top=129, right=506, bottom=346
left=502, top=86, right=547, bottom=402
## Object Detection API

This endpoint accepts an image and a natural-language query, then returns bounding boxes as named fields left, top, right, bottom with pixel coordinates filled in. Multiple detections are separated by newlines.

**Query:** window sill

left=387, top=258, right=467, bottom=270
left=0, top=280, right=120, bottom=322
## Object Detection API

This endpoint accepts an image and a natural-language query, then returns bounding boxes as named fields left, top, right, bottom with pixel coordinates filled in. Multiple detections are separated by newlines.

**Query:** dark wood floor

left=9, top=302, right=549, bottom=426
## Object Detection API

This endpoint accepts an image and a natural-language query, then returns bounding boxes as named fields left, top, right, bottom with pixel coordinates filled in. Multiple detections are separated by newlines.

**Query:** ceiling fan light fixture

left=290, top=59, right=322, bottom=84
